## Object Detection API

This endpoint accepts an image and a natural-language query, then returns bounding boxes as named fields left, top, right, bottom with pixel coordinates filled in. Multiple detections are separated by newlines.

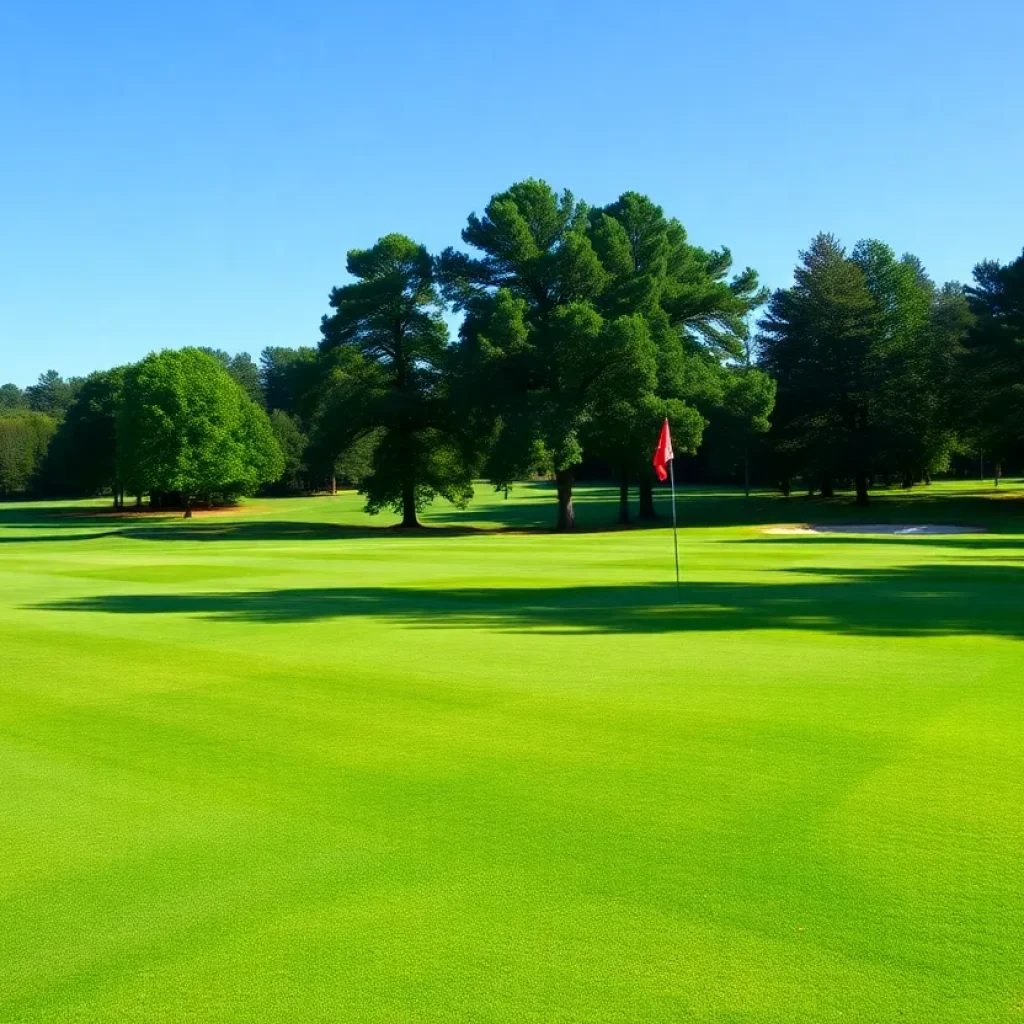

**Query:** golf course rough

left=1, top=481, right=1021, bottom=1023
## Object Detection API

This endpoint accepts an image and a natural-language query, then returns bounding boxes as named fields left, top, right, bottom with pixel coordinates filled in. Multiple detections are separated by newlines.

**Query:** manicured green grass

left=1, top=482, right=1021, bottom=1022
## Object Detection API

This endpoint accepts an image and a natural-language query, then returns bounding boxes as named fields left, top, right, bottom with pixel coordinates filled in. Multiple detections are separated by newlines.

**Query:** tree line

left=2, top=180, right=1022, bottom=525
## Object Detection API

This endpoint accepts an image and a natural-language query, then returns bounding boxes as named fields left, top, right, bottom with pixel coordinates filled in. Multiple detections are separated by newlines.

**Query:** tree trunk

left=820, top=476, right=834, bottom=499
left=330, top=475, right=337, bottom=496
left=638, top=480, right=657, bottom=520
left=923, top=470, right=931, bottom=485
left=743, top=442, right=750, bottom=499
left=183, top=499, right=193, bottom=520
left=135, top=494, right=142, bottom=508
left=855, top=471, right=869, bottom=506
left=400, top=480, right=420, bottom=528
left=555, top=468, right=575, bottom=530
left=994, top=462, right=1001, bottom=488
left=112, top=493, right=119, bottom=509
left=902, top=471, right=913, bottom=490
left=618, top=467, right=630, bottom=525
left=780, top=477, right=791, bottom=497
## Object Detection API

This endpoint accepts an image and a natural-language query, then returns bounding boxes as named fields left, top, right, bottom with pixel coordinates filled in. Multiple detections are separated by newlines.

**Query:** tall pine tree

left=441, top=181, right=658, bottom=529
left=319, top=234, right=472, bottom=527
left=759, top=234, right=879, bottom=504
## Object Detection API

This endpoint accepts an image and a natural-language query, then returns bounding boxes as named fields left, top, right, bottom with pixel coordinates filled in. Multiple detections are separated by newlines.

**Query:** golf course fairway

left=1, top=482, right=1021, bottom=1022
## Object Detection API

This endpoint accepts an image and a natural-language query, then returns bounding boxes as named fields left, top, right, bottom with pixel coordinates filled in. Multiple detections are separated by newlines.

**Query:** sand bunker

left=764, top=524, right=986, bottom=536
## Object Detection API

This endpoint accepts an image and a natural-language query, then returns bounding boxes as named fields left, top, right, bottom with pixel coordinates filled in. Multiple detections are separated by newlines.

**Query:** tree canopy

left=42, top=368, right=125, bottom=498
left=26, top=370, right=80, bottom=420
left=4, top=180, right=1019, bottom=516
left=962, top=250, right=1024, bottom=471
left=318, top=233, right=473, bottom=527
left=118, top=348, right=283, bottom=515
left=0, top=411, right=56, bottom=496
left=442, top=180, right=726, bottom=529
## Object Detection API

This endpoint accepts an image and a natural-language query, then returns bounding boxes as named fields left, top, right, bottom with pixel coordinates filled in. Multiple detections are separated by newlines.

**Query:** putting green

left=1, top=482, right=1021, bottom=1022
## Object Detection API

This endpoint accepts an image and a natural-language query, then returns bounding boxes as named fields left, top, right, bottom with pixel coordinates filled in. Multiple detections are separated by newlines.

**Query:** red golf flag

left=652, top=418, right=674, bottom=481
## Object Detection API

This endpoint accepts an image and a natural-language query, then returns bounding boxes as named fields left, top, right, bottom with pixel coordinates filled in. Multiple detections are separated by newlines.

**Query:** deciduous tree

left=119, top=348, right=283, bottom=516
left=0, top=411, right=56, bottom=496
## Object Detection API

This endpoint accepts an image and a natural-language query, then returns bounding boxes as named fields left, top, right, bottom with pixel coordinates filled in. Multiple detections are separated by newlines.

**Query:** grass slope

left=1, top=482, right=1021, bottom=1022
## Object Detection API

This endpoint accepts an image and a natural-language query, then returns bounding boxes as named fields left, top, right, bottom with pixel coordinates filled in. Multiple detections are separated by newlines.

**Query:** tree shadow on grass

left=2, top=480, right=1021, bottom=543
left=32, top=563, right=1024, bottom=639
left=0, top=516, right=499, bottom=545
left=426, top=481, right=1024, bottom=532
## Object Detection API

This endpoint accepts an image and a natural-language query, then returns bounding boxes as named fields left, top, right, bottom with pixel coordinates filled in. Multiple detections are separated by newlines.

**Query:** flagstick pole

left=669, top=457, right=680, bottom=599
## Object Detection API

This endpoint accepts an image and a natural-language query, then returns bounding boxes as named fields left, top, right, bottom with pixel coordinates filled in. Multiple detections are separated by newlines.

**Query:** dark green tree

left=586, top=191, right=763, bottom=518
left=119, top=348, right=283, bottom=516
left=851, top=242, right=939, bottom=485
left=319, top=234, right=473, bottom=527
left=711, top=363, right=777, bottom=497
left=759, top=234, right=879, bottom=504
left=0, top=384, right=26, bottom=411
left=962, top=250, right=1024, bottom=476
left=259, top=346, right=320, bottom=419
left=42, top=368, right=126, bottom=502
left=26, top=370, right=80, bottom=420
left=267, top=409, right=308, bottom=493
left=441, top=180, right=663, bottom=529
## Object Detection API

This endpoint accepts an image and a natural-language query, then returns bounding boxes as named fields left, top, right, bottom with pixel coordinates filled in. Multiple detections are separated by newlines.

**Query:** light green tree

left=0, top=411, right=56, bottom=496
left=118, top=348, right=283, bottom=516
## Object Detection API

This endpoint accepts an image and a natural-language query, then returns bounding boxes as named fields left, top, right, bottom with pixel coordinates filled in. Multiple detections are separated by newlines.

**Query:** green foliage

left=0, top=383, right=26, bottom=411
left=444, top=181, right=676, bottom=527
left=962, top=250, right=1024, bottom=464
left=42, top=368, right=126, bottom=496
left=118, top=348, right=283, bottom=509
left=759, top=234, right=882, bottom=500
left=587, top=191, right=768, bottom=501
left=319, top=234, right=473, bottom=525
left=0, top=410, right=56, bottom=495
left=760, top=234, right=973, bottom=498
left=851, top=241, right=960, bottom=480
left=259, top=346, right=320, bottom=420
left=446, top=185, right=770, bottom=524
left=8, top=188, right=1017, bottom=516
left=198, top=349, right=264, bottom=406
left=25, top=370, right=80, bottom=420
left=268, top=409, right=308, bottom=492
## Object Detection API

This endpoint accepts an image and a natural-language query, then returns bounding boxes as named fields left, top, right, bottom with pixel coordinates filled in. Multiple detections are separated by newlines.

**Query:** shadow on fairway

left=0, top=515, right=493, bottom=544
left=34, top=563, right=1024, bottom=639
left=427, top=480, right=1024, bottom=531
left=2, top=480, right=1020, bottom=543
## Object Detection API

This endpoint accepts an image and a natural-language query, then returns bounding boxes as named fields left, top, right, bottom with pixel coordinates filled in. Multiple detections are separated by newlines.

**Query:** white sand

left=764, top=524, right=986, bottom=536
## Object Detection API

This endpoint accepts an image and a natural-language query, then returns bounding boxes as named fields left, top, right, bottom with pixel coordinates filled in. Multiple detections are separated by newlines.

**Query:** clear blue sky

left=2, top=0, right=1022, bottom=386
